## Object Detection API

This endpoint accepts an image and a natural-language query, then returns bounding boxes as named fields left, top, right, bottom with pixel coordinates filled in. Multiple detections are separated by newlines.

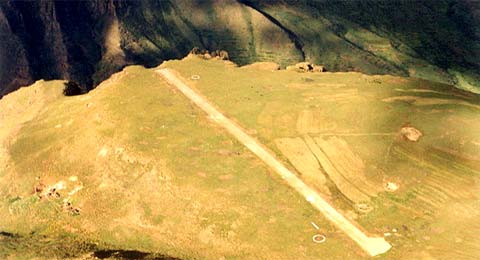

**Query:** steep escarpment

left=0, top=5, right=31, bottom=96
left=0, top=0, right=113, bottom=96
left=0, top=0, right=479, bottom=98
left=114, top=0, right=302, bottom=71
left=0, top=0, right=302, bottom=98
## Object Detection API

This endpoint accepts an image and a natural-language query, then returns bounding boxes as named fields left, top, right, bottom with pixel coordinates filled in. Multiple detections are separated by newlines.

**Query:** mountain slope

left=0, top=0, right=479, bottom=98
left=0, top=0, right=302, bottom=97
left=242, top=0, right=480, bottom=91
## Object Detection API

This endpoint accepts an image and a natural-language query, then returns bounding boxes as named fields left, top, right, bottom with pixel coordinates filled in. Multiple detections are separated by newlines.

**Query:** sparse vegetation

left=63, top=81, right=85, bottom=96
left=163, top=57, right=480, bottom=259
left=0, top=57, right=479, bottom=259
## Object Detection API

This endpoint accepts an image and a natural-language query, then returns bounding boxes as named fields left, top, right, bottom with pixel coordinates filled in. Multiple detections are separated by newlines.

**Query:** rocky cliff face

left=0, top=0, right=479, bottom=98
left=0, top=0, right=304, bottom=97
left=0, top=0, right=112, bottom=96
left=0, top=4, right=31, bottom=96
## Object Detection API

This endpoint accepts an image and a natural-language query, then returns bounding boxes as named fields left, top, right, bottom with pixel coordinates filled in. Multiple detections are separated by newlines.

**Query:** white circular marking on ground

left=312, top=234, right=326, bottom=243
left=191, top=75, right=200, bottom=80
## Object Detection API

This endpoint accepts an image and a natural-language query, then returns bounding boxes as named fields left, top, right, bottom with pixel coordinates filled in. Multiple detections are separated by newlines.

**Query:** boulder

left=219, top=50, right=229, bottom=60
left=210, top=50, right=220, bottom=57
left=189, top=47, right=202, bottom=55
left=203, top=53, right=212, bottom=59
left=400, top=126, right=423, bottom=142
left=188, top=48, right=229, bottom=61
left=313, top=65, right=326, bottom=72
left=295, top=62, right=314, bottom=72
left=286, top=65, right=298, bottom=71
left=286, top=62, right=326, bottom=72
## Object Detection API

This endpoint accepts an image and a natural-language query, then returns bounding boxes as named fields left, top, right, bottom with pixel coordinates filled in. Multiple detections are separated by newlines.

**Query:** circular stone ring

left=191, top=75, right=201, bottom=80
left=312, top=234, right=326, bottom=243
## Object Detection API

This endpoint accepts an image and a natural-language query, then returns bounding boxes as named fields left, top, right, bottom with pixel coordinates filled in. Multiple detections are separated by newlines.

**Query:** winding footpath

left=156, top=68, right=392, bottom=256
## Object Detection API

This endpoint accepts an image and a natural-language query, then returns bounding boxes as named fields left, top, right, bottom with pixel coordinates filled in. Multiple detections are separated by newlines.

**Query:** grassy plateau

left=0, top=56, right=479, bottom=259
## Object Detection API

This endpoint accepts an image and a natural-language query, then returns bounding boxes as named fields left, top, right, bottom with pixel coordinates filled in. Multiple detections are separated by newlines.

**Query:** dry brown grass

left=274, top=137, right=329, bottom=194
left=313, top=136, right=381, bottom=197
left=303, top=136, right=372, bottom=204
left=241, top=62, right=280, bottom=71
left=274, top=134, right=381, bottom=205
left=0, top=80, right=64, bottom=176
left=296, top=109, right=337, bottom=134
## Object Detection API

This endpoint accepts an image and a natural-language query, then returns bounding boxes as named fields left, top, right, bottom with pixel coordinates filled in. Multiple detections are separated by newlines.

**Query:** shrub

left=63, top=81, right=85, bottom=96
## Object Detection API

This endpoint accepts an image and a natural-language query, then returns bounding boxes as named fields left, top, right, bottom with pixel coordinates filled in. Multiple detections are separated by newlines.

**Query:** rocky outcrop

left=286, top=62, right=326, bottom=73
left=188, top=48, right=230, bottom=60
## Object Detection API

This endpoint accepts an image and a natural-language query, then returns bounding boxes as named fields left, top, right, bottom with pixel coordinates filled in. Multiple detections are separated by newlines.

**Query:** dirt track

left=156, top=68, right=392, bottom=256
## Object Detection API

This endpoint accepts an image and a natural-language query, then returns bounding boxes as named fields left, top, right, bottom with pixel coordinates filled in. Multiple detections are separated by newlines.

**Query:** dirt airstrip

left=156, top=68, right=392, bottom=256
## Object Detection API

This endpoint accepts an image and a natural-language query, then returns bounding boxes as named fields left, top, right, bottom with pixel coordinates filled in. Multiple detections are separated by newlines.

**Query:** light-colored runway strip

left=156, top=68, right=391, bottom=256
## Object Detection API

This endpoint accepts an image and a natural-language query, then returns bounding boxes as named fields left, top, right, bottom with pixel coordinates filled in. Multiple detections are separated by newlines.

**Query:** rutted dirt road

left=156, top=68, right=391, bottom=256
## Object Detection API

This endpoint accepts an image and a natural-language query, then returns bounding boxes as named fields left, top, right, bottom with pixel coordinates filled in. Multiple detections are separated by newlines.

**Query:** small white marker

left=311, top=222, right=320, bottom=230
left=306, top=195, right=315, bottom=202
left=312, top=234, right=326, bottom=243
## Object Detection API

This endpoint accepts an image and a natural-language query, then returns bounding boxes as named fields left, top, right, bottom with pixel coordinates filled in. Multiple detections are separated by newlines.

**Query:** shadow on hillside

left=0, top=231, right=183, bottom=260
left=94, top=250, right=182, bottom=260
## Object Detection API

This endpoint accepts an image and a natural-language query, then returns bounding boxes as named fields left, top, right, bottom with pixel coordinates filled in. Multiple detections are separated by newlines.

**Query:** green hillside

left=241, top=0, right=480, bottom=92
left=1, top=57, right=479, bottom=259
left=1, top=0, right=478, bottom=97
